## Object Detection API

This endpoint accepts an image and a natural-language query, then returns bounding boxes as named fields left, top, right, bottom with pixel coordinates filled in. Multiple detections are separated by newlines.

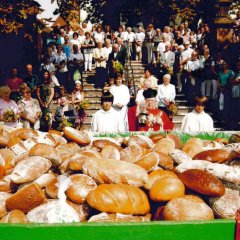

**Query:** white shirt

left=104, top=46, right=112, bottom=56
left=91, top=107, right=122, bottom=132
left=157, top=84, right=176, bottom=107
left=181, top=48, right=193, bottom=61
left=139, top=76, right=158, bottom=89
left=110, top=84, right=130, bottom=106
left=94, top=32, right=105, bottom=43
left=135, top=32, right=145, bottom=42
left=70, top=39, right=81, bottom=49
left=186, top=59, right=203, bottom=72
left=157, top=42, right=167, bottom=54
left=135, top=89, right=144, bottom=103
left=121, top=31, right=129, bottom=41
left=78, top=35, right=86, bottom=45
left=181, top=110, right=214, bottom=132
left=127, top=32, right=136, bottom=43
left=93, top=47, right=109, bottom=68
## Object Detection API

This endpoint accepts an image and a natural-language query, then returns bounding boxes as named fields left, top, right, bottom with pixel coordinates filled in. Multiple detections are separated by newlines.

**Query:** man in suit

left=108, top=44, right=126, bottom=66
left=116, top=37, right=128, bottom=62
left=159, top=43, right=175, bottom=77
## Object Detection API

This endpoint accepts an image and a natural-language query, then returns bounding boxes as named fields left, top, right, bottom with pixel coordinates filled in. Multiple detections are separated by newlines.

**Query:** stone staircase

left=80, top=60, right=191, bottom=131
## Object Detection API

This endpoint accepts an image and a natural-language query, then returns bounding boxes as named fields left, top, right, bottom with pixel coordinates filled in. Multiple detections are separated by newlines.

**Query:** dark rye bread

left=178, top=169, right=225, bottom=197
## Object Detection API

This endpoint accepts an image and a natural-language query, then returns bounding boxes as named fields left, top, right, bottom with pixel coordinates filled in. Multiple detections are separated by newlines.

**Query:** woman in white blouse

left=157, top=74, right=176, bottom=116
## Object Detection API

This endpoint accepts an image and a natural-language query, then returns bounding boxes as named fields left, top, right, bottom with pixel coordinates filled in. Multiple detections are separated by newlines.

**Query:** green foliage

left=0, top=0, right=42, bottom=34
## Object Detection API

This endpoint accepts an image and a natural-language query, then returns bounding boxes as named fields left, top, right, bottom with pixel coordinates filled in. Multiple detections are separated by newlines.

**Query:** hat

left=143, top=88, right=157, bottom=99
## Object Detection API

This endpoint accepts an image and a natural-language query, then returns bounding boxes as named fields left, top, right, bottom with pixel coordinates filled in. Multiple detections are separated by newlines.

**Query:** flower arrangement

left=228, top=1, right=239, bottom=20
left=57, top=117, right=73, bottom=131
left=2, top=109, right=17, bottom=122
left=40, top=108, right=52, bottom=131
left=113, top=61, right=124, bottom=74
left=167, top=102, right=178, bottom=116
left=77, top=99, right=90, bottom=110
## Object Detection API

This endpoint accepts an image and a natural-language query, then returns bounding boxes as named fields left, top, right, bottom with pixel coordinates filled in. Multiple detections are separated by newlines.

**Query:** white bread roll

left=120, top=146, right=144, bottom=163
left=101, top=145, right=120, bottom=160
left=182, top=138, right=203, bottom=158
left=11, top=156, right=52, bottom=184
left=135, top=152, right=159, bottom=172
left=87, top=184, right=150, bottom=215
left=82, top=157, right=148, bottom=187
left=128, top=135, right=154, bottom=149
left=163, top=195, right=214, bottom=221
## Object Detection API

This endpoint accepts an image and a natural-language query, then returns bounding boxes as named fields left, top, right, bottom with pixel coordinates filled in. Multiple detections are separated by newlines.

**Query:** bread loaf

left=34, top=133, right=57, bottom=147
left=29, top=143, right=61, bottom=166
left=45, top=178, right=58, bottom=199
left=0, top=210, right=27, bottom=223
left=68, top=153, right=89, bottom=171
left=0, top=165, right=6, bottom=178
left=11, top=156, right=52, bottom=184
left=120, top=146, right=143, bottom=163
left=153, top=151, right=173, bottom=170
left=88, top=212, right=151, bottom=222
left=10, top=128, right=38, bottom=140
left=178, top=169, right=225, bottom=197
left=209, top=188, right=240, bottom=219
left=182, top=138, right=203, bottom=158
left=66, top=174, right=97, bottom=204
left=93, top=139, right=122, bottom=151
left=150, top=177, right=185, bottom=202
left=193, top=149, right=237, bottom=163
left=167, top=134, right=183, bottom=149
left=153, top=138, right=175, bottom=155
left=82, top=157, right=148, bottom=187
left=6, top=136, right=22, bottom=148
left=0, top=149, right=14, bottom=170
left=135, top=152, right=159, bottom=172
left=223, top=143, right=240, bottom=153
left=149, top=133, right=166, bottom=144
left=163, top=195, right=214, bottom=221
left=101, top=145, right=120, bottom=160
left=87, top=184, right=150, bottom=215
left=170, top=149, right=192, bottom=165
left=67, top=201, right=89, bottom=221
left=0, top=128, right=10, bottom=148
left=128, top=135, right=154, bottom=149
left=63, top=127, right=91, bottom=146
left=6, top=183, right=45, bottom=213
left=0, top=192, right=11, bottom=218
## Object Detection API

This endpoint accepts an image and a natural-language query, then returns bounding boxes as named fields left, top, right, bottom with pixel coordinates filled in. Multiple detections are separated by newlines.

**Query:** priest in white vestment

left=181, top=95, right=214, bottom=132
left=91, top=92, right=123, bottom=132
left=110, top=74, right=130, bottom=132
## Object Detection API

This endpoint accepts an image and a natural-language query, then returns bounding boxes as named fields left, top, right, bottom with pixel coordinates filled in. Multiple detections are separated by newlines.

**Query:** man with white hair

left=126, top=27, right=136, bottom=59
left=156, top=36, right=168, bottom=60
left=157, top=74, right=176, bottom=117
left=117, top=37, right=127, bottom=62
left=159, top=43, right=175, bottom=75
left=135, top=27, right=145, bottom=61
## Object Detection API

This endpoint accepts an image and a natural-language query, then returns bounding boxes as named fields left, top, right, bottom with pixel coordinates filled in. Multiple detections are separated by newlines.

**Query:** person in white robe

left=181, top=95, right=214, bottom=132
left=91, top=92, right=123, bottom=132
left=110, top=74, right=130, bottom=132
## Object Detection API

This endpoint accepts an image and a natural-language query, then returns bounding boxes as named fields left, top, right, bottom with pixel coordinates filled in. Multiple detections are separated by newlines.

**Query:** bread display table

left=0, top=129, right=239, bottom=240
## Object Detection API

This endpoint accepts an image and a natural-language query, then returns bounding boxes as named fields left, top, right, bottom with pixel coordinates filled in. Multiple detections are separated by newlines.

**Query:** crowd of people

left=0, top=20, right=239, bottom=132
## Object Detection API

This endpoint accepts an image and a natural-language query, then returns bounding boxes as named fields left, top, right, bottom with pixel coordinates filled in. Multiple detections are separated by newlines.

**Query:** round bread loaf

left=66, top=174, right=97, bottom=204
left=81, top=150, right=102, bottom=159
left=149, top=133, right=166, bottom=144
left=101, top=145, right=120, bottom=160
left=63, top=127, right=91, bottom=146
left=0, top=210, right=27, bottom=223
left=128, top=135, right=154, bottom=149
left=0, top=149, right=15, bottom=170
left=150, top=177, right=185, bottom=202
left=87, top=184, right=150, bottom=215
left=29, top=143, right=61, bottom=166
left=135, top=152, right=159, bottom=172
left=48, top=130, right=63, bottom=136
left=68, top=153, right=89, bottom=171
left=144, top=169, right=178, bottom=190
left=6, top=183, right=45, bottom=214
left=178, top=169, right=225, bottom=197
left=182, top=138, right=203, bottom=158
left=67, top=201, right=89, bottom=221
left=209, top=188, right=240, bottom=219
left=153, top=138, right=175, bottom=155
left=0, top=180, right=11, bottom=192
left=0, top=165, right=6, bottom=178
left=120, top=146, right=143, bottom=163
left=163, top=195, right=214, bottom=221
left=193, top=149, right=236, bottom=163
